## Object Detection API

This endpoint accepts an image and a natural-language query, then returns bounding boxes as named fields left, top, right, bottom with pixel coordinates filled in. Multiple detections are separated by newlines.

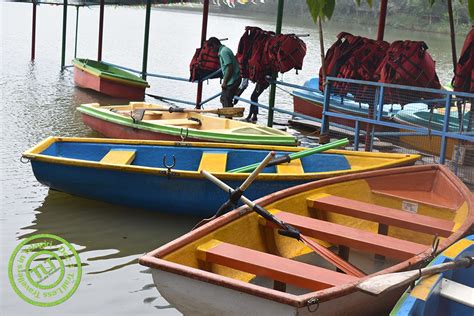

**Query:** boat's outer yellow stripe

left=410, top=275, right=440, bottom=301
left=22, top=137, right=420, bottom=181
left=442, top=238, right=474, bottom=259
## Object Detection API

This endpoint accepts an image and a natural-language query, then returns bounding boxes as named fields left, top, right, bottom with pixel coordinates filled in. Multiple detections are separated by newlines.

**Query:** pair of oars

left=202, top=163, right=474, bottom=295
left=200, top=151, right=365, bottom=277
left=131, top=106, right=245, bottom=122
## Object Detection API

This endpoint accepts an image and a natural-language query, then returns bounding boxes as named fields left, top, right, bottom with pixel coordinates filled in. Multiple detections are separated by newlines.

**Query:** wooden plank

left=198, top=152, right=228, bottom=173
left=307, top=195, right=454, bottom=237
left=276, top=159, right=304, bottom=174
left=439, top=278, right=474, bottom=307
left=197, top=239, right=358, bottom=292
left=260, top=210, right=427, bottom=260
left=100, top=149, right=136, bottom=165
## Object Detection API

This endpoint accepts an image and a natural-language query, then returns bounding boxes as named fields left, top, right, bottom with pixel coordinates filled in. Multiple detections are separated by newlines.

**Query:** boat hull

left=293, top=93, right=393, bottom=132
left=74, top=65, right=146, bottom=100
left=81, top=112, right=203, bottom=142
left=30, top=159, right=303, bottom=216
left=152, top=269, right=404, bottom=316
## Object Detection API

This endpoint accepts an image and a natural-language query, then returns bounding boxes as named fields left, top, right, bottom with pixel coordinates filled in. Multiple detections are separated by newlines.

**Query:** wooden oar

left=192, top=151, right=275, bottom=230
left=228, top=138, right=350, bottom=173
left=201, top=169, right=366, bottom=277
left=131, top=106, right=244, bottom=122
left=357, top=256, right=474, bottom=296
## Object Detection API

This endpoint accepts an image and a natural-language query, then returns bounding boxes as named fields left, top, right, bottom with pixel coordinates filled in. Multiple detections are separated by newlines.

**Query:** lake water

left=0, top=2, right=466, bottom=315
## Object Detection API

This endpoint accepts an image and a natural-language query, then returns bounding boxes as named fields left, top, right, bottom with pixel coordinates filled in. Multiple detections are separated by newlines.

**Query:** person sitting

left=207, top=37, right=242, bottom=109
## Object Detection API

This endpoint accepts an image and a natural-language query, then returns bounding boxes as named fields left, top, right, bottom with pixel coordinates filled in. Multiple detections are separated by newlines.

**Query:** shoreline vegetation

left=14, top=0, right=472, bottom=34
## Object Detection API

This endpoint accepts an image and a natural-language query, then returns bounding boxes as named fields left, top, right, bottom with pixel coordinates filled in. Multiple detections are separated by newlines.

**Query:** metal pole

left=195, top=0, right=209, bottom=109
left=31, top=1, right=37, bottom=61
left=267, top=0, right=284, bottom=127
left=142, top=0, right=152, bottom=80
left=318, top=16, right=329, bottom=142
left=440, top=95, right=452, bottom=164
left=61, top=0, right=68, bottom=70
left=377, top=0, right=388, bottom=41
left=98, top=0, right=105, bottom=61
left=447, top=0, right=457, bottom=69
left=74, top=5, right=79, bottom=59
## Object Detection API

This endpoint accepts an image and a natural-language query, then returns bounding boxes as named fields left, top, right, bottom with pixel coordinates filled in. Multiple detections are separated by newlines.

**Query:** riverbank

left=154, top=2, right=471, bottom=35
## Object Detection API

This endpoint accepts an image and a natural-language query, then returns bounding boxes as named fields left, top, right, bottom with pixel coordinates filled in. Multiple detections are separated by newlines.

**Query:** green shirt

left=218, top=45, right=240, bottom=86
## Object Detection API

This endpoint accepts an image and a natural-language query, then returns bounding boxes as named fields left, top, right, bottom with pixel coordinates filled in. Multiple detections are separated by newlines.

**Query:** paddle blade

left=357, top=270, right=418, bottom=296
left=131, top=109, right=146, bottom=122
left=216, top=107, right=245, bottom=117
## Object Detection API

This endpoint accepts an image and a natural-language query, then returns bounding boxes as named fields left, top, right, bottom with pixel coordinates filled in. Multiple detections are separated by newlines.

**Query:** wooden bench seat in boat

left=100, top=149, right=136, bottom=165
left=196, top=239, right=358, bottom=292
left=259, top=210, right=427, bottom=260
left=148, top=119, right=200, bottom=126
left=371, top=189, right=458, bottom=211
left=306, top=195, right=454, bottom=237
left=276, top=159, right=304, bottom=174
left=198, top=152, right=228, bottom=173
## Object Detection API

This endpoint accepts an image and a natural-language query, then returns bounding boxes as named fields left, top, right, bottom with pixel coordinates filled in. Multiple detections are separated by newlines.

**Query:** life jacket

left=266, top=34, right=307, bottom=73
left=452, top=27, right=474, bottom=93
left=319, top=32, right=366, bottom=93
left=376, top=40, right=441, bottom=104
left=334, top=36, right=389, bottom=101
left=247, top=30, right=274, bottom=84
left=236, top=26, right=264, bottom=79
left=189, top=40, right=222, bottom=82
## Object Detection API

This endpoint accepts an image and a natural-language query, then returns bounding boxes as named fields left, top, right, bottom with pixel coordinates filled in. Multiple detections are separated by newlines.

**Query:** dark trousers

left=220, top=77, right=242, bottom=108
left=249, top=81, right=270, bottom=115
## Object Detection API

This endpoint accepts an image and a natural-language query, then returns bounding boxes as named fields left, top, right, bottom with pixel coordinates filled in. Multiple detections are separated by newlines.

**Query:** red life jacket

left=335, top=36, right=389, bottom=101
left=247, top=30, right=274, bottom=84
left=452, top=27, right=474, bottom=93
left=236, top=26, right=264, bottom=79
left=319, top=32, right=366, bottom=92
left=266, top=34, right=307, bottom=73
left=376, top=40, right=441, bottom=104
left=189, top=40, right=222, bottom=82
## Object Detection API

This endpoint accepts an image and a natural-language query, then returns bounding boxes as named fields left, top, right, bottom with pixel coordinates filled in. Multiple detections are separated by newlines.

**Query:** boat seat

left=276, top=159, right=304, bottom=174
left=259, top=209, right=427, bottom=260
left=196, top=239, right=358, bottom=292
left=306, top=195, right=454, bottom=237
left=439, top=278, right=474, bottom=308
left=371, top=189, right=458, bottom=211
left=100, top=149, right=136, bottom=165
left=149, top=119, right=200, bottom=126
left=198, top=152, right=228, bottom=173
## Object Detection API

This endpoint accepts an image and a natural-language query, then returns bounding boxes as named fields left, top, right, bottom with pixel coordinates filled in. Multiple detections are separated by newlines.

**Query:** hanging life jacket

left=376, top=40, right=441, bottom=104
left=247, top=30, right=275, bottom=84
left=266, top=34, right=307, bottom=74
left=236, top=26, right=264, bottom=79
left=318, top=32, right=366, bottom=93
left=335, top=36, right=389, bottom=102
left=452, top=26, right=474, bottom=93
left=189, top=40, right=222, bottom=82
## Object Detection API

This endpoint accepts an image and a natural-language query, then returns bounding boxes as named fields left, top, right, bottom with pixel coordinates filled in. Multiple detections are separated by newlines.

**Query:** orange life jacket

left=236, top=26, right=264, bottom=79
left=452, top=27, right=474, bottom=93
left=247, top=29, right=274, bottom=84
left=189, top=40, right=222, bottom=82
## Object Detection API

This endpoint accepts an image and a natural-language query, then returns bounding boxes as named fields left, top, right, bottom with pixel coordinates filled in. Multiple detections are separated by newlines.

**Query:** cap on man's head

left=207, top=37, right=221, bottom=48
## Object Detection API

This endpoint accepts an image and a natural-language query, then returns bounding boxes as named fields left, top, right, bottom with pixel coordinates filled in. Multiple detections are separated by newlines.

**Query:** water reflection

left=22, top=189, right=200, bottom=271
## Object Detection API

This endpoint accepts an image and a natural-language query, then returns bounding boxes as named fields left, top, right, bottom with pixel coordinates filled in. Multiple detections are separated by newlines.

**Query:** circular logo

left=8, top=234, right=82, bottom=307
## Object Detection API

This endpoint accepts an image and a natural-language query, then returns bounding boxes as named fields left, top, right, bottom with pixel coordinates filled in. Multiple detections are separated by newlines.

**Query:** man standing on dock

left=207, top=37, right=242, bottom=108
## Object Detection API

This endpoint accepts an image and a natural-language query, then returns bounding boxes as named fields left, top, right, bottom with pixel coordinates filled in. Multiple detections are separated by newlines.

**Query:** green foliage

left=306, top=0, right=474, bottom=22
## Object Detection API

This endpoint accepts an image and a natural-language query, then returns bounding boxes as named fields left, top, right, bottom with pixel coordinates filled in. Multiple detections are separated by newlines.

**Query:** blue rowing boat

left=23, top=137, right=419, bottom=216
left=391, top=235, right=474, bottom=316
